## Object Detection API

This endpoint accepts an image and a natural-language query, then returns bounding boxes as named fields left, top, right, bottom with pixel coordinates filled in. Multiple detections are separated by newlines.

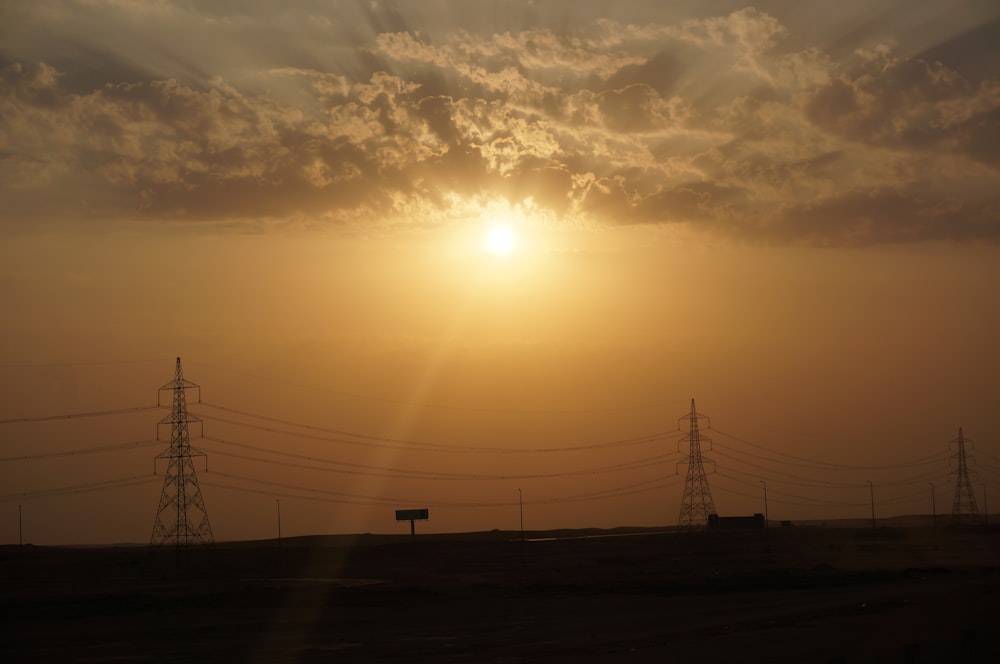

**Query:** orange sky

left=1, top=1, right=999, bottom=544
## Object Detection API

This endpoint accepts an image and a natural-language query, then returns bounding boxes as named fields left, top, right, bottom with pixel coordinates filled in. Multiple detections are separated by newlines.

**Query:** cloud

left=773, top=185, right=1000, bottom=245
left=1, top=3, right=999, bottom=243
left=805, top=46, right=1000, bottom=166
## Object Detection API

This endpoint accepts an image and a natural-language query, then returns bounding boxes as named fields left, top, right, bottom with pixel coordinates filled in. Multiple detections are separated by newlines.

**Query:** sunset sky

left=2, top=1, right=999, bottom=545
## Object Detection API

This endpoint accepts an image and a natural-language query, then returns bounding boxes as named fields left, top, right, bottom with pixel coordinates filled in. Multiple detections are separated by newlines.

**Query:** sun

left=486, top=224, right=516, bottom=255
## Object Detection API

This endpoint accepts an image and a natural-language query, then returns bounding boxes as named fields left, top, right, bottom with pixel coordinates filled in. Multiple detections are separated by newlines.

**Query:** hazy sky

left=2, top=1, right=999, bottom=544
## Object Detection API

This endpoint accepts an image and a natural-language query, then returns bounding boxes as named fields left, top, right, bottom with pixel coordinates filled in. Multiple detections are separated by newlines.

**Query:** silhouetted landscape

left=4, top=524, right=999, bottom=662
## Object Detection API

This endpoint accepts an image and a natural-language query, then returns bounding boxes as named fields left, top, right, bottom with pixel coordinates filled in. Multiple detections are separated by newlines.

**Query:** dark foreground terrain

left=3, top=526, right=999, bottom=663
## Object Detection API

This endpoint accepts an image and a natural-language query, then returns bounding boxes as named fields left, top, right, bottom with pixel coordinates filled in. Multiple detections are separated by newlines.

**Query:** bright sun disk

left=486, top=225, right=515, bottom=255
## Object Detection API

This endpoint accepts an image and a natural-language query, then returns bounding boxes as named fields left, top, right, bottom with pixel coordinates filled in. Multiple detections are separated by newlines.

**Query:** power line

left=710, top=437, right=952, bottom=488
left=204, top=471, right=533, bottom=508
left=978, top=460, right=1000, bottom=475
left=714, top=468, right=958, bottom=513
left=876, top=486, right=943, bottom=506
left=0, top=358, right=170, bottom=368
left=975, top=448, right=1000, bottom=465
left=713, top=427, right=949, bottom=470
left=0, top=438, right=161, bottom=461
left=712, top=481, right=867, bottom=509
left=0, top=405, right=163, bottom=424
left=714, top=470, right=868, bottom=507
left=544, top=481, right=679, bottom=505
left=203, top=480, right=404, bottom=508
left=204, top=476, right=522, bottom=509
left=202, top=470, right=683, bottom=509
left=196, top=403, right=675, bottom=454
left=710, top=447, right=867, bottom=488
left=551, top=475, right=683, bottom=503
left=202, top=435, right=462, bottom=478
left=200, top=437, right=679, bottom=481
left=0, top=475, right=160, bottom=502
left=712, top=438, right=949, bottom=472
left=204, top=471, right=410, bottom=507
left=711, top=443, right=951, bottom=489
left=4, top=359, right=994, bottom=532
left=877, top=468, right=951, bottom=488
left=188, top=361, right=663, bottom=414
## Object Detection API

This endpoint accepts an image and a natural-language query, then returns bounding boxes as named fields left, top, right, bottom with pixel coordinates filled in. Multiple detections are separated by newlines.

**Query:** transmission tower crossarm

left=157, top=356, right=202, bottom=406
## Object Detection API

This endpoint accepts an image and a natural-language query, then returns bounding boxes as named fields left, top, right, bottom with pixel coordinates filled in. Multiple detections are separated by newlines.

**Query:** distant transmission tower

left=677, top=398, right=716, bottom=528
left=150, top=357, right=214, bottom=548
left=949, top=427, right=979, bottom=525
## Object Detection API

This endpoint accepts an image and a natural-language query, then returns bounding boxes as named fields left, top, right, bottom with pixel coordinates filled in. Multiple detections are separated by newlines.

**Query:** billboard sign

left=395, top=508, right=429, bottom=521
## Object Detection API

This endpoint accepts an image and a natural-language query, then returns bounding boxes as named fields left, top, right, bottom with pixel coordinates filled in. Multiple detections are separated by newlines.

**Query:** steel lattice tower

left=677, top=398, right=716, bottom=528
left=949, top=427, right=979, bottom=525
left=150, top=357, right=214, bottom=548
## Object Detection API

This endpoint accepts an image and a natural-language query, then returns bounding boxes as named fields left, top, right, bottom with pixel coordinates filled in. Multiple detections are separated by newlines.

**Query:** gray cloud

left=773, top=185, right=1000, bottom=245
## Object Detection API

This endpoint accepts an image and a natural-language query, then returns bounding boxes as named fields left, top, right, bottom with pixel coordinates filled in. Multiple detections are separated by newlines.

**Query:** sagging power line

left=196, top=401, right=675, bottom=454
left=0, top=357, right=995, bottom=539
left=0, top=405, right=162, bottom=424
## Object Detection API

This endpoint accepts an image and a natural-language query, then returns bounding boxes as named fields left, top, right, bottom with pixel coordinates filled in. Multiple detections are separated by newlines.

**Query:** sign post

left=395, top=508, right=429, bottom=540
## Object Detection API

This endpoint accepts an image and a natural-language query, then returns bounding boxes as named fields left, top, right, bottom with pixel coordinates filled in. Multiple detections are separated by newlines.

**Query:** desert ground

left=3, top=525, right=999, bottom=663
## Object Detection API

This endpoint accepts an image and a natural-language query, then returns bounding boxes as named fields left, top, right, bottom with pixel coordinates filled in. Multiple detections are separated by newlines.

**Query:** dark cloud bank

left=1, top=2, right=999, bottom=245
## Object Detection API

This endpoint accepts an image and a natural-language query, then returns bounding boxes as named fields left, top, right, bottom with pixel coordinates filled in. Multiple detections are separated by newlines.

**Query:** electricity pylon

left=949, top=427, right=979, bottom=525
left=150, top=357, right=214, bottom=548
left=677, top=398, right=716, bottom=528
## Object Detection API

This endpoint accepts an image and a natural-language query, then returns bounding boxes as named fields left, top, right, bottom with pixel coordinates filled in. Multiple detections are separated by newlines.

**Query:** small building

left=707, top=513, right=766, bottom=530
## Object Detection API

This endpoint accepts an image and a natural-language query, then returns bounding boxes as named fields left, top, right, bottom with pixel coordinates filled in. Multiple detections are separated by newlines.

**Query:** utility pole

left=761, top=480, right=770, bottom=549
left=150, top=357, right=214, bottom=550
left=276, top=498, right=282, bottom=569
left=518, top=489, right=524, bottom=543
left=868, top=480, right=876, bottom=536
left=518, top=488, right=525, bottom=566
left=760, top=480, right=769, bottom=529
left=928, top=482, right=936, bottom=528
left=677, top=399, right=716, bottom=528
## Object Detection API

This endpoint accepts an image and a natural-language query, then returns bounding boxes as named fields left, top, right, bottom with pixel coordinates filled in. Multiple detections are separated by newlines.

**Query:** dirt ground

left=3, top=527, right=999, bottom=663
